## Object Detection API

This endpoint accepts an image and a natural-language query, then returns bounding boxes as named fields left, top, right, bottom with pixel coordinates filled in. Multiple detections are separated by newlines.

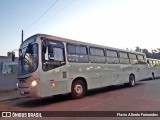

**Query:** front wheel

left=71, top=80, right=86, bottom=99
left=128, top=75, right=136, bottom=87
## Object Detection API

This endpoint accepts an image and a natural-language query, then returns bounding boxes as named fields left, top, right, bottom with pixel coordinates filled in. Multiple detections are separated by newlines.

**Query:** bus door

left=40, top=39, right=67, bottom=96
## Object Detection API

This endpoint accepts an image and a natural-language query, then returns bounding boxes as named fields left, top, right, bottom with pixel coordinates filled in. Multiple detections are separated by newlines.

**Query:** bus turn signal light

left=52, top=83, right=55, bottom=87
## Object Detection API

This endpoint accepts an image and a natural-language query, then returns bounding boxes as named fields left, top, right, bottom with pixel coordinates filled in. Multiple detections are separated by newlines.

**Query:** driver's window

left=46, top=45, right=64, bottom=61
left=42, top=39, right=65, bottom=71
left=52, top=48, right=64, bottom=61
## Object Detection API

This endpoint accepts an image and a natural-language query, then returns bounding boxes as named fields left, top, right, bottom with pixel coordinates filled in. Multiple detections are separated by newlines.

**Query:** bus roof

left=25, top=34, right=145, bottom=55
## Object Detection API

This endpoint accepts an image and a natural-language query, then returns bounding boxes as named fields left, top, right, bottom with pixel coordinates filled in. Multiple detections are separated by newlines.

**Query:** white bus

left=147, top=58, right=160, bottom=79
left=17, top=34, right=152, bottom=99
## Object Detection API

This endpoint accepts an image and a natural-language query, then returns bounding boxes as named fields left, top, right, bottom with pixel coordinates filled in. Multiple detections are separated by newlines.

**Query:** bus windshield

left=18, top=43, right=38, bottom=74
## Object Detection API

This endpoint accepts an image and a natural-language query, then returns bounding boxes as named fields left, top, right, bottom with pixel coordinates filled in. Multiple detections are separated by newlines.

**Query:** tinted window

left=153, top=61, right=156, bottom=66
left=149, top=60, right=154, bottom=67
left=119, top=52, right=129, bottom=64
left=67, top=44, right=89, bottom=63
left=137, top=54, right=146, bottom=64
left=137, top=55, right=144, bottom=60
left=128, top=53, right=138, bottom=64
left=105, top=50, right=119, bottom=64
left=67, top=44, right=76, bottom=54
left=106, top=50, right=118, bottom=57
left=90, top=47, right=104, bottom=56
left=106, top=57, right=119, bottom=64
left=119, top=52, right=128, bottom=58
left=42, top=40, right=65, bottom=71
left=52, top=48, right=64, bottom=61
left=129, top=54, right=137, bottom=59
left=67, top=44, right=87, bottom=55
left=76, top=46, right=87, bottom=54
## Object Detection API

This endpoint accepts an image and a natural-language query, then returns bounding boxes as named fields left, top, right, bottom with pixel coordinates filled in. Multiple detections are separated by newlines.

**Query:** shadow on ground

left=15, top=82, right=144, bottom=108
left=140, top=77, right=160, bottom=82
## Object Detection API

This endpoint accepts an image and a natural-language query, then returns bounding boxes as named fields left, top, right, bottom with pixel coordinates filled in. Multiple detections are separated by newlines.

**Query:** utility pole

left=22, top=30, right=24, bottom=43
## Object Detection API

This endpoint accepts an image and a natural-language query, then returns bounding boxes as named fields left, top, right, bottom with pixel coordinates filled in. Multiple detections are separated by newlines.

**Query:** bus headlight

left=31, top=80, right=37, bottom=87
left=16, top=83, right=18, bottom=88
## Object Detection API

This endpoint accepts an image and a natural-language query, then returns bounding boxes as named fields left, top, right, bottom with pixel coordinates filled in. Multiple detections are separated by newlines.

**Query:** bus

left=147, top=58, right=160, bottom=79
left=17, top=34, right=152, bottom=99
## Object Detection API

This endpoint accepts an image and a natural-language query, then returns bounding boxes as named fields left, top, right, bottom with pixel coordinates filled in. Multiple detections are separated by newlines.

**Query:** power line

left=38, top=0, right=74, bottom=28
left=24, top=0, right=58, bottom=32
left=49, top=0, right=74, bottom=19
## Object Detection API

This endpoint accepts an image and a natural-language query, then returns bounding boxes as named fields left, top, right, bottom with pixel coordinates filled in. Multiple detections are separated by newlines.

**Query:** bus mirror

left=42, top=45, right=46, bottom=53
left=26, top=44, right=32, bottom=53
left=48, top=44, right=53, bottom=53
left=12, top=52, right=15, bottom=62
left=48, top=45, right=55, bottom=60
left=44, top=46, right=49, bottom=60
left=44, top=45, right=55, bottom=60
left=19, top=49, right=23, bottom=60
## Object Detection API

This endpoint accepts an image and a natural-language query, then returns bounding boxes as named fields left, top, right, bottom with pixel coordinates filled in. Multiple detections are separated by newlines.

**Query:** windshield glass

left=18, top=43, right=38, bottom=74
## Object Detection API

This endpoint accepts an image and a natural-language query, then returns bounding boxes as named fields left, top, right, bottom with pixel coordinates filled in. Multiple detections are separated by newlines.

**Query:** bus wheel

left=71, top=80, right=86, bottom=99
left=152, top=72, right=155, bottom=80
left=128, top=75, right=135, bottom=87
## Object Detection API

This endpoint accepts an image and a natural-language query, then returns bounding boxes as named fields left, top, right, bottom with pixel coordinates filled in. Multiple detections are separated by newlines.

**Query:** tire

left=128, top=75, right=136, bottom=87
left=152, top=73, right=155, bottom=80
left=71, top=80, right=86, bottom=99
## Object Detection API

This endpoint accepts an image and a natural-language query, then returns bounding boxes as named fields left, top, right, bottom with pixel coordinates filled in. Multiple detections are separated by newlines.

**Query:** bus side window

left=137, top=55, right=146, bottom=64
left=149, top=60, right=154, bottom=67
left=119, top=52, right=130, bottom=64
left=89, top=47, right=106, bottom=63
left=105, top=50, right=119, bottom=64
left=129, top=53, right=138, bottom=64
left=42, top=40, right=65, bottom=71
left=67, top=44, right=89, bottom=63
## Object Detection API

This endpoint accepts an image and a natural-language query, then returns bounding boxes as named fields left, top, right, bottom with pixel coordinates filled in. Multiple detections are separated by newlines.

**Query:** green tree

left=135, top=46, right=142, bottom=52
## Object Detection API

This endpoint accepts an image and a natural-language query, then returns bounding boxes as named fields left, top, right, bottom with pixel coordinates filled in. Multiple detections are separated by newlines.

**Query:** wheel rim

left=74, top=84, right=83, bottom=95
left=130, top=76, right=135, bottom=86
left=131, top=79, right=135, bottom=85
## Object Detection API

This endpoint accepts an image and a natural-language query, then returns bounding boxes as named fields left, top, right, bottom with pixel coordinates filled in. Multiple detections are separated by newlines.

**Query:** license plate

left=20, top=91, right=24, bottom=94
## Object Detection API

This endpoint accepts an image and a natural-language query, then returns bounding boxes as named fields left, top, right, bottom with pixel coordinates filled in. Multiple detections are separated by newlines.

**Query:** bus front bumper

left=18, top=86, right=39, bottom=97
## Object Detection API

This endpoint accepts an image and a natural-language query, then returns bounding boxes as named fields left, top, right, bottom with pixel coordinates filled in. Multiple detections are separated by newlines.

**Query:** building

left=0, top=54, right=18, bottom=90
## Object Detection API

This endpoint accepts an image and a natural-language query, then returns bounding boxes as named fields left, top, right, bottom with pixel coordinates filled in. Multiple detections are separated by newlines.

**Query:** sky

left=0, top=0, right=160, bottom=57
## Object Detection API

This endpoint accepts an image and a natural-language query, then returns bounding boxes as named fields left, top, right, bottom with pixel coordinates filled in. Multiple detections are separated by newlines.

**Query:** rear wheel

left=152, top=72, right=155, bottom=80
left=128, top=75, right=135, bottom=87
left=71, top=80, right=86, bottom=99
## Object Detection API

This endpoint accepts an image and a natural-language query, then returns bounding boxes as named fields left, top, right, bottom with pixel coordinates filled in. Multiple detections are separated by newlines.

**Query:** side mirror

left=48, top=45, right=55, bottom=60
left=44, top=46, right=49, bottom=60
left=12, top=52, right=15, bottom=62
left=44, top=44, right=55, bottom=60
left=48, top=44, right=53, bottom=53
left=19, top=49, right=23, bottom=61
left=26, top=44, right=32, bottom=53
